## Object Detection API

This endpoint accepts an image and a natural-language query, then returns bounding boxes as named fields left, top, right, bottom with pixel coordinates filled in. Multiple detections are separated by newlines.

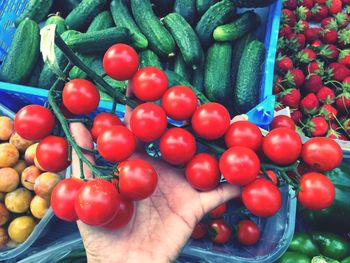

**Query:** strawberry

left=283, top=0, right=298, bottom=9
left=330, top=121, right=340, bottom=131
left=300, top=93, right=320, bottom=114
left=306, top=116, right=329, bottom=136
left=289, top=33, right=306, bottom=51
left=311, top=4, right=329, bottom=22
left=319, top=104, right=338, bottom=120
left=282, top=9, right=297, bottom=26
left=284, top=69, right=305, bottom=88
left=273, top=76, right=284, bottom=94
left=297, top=48, right=317, bottom=63
left=321, top=28, right=338, bottom=44
left=279, top=25, right=293, bottom=37
left=310, top=39, right=323, bottom=49
left=291, top=110, right=303, bottom=123
left=326, top=128, right=347, bottom=140
left=304, top=74, right=324, bottom=92
left=314, top=0, right=326, bottom=4
left=319, top=44, right=339, bottom=60
left=336, top=92, right=350, bottom=112
left=279, top=88, right=302, bottom=108
left=277, top=54, right=294, bottom=72
left=343, top=76, right=350, bottom=90
left=326, top=0, right=342, bottom=15
left=317, top=86, right=335, bottom=103
left=321, top=17, right=338, bottom=29
left=299, top=0, right=314, bottom=8
left=334, top=13, right=349, bottom=29
left=296, top=6, right=312, bottom=20
left=338, top=28, right=350, bottom=47
left=342, top=119, right=350, bottom=135
left=338, top=49, right=350, bottom=68
left=307, top=60, right=325, bottom=74
left=304, top=27, right=321, bottom=43
left=293, top=20, right=309, bottom=33
left=329, top=63, right=350, bottom=81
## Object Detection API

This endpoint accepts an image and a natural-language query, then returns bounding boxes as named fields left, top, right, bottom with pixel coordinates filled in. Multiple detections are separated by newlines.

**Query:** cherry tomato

left=262, top=127, right=302, bottom=165
left=91, top=113, right=123, bottom=142
left=131, top=66, right=168, bottom=101
left=14, top=105, right=55, bottom=141
left=191, top=223, right=207, bottom=239
left=51, top=178, right=84, bottom=221
left=129, top=103, right=167, bottom=142
left=210, top=203, right=227, bottom=218
left=36, top=136, right=70, bottom=172
left=161, top=85, right=198, bottom=120
left=103, top=193, right=135, bottom=230
left=159, top=128, right=196, bottom=165
left=75, top=179, right=119, bottom=226
left=242, top=178, right=282, bottom=217
left=191, top=103, right=230, bottom=140
left=219, top=147, right=260, bottom=186
left=209, top=219, right=232, bottom=244
left=185, top=153, right=220, bottom=191
left=270, top=115, right=295, bottom=130
left=237, top=220, right=260, bottom=245
left=103, top=44, right=139, bottom=81
left=97, top=126, right=136, bottom=162
left=225, top=121, right=262, bottom=152
left=301, top=137, right=342, bottom=172
left=118, top=159, right=158, bottom=201
left=297, top=172, right=335, bottom=210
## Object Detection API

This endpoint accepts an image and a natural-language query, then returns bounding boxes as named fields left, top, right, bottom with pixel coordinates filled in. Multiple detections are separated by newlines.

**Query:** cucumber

left=232, top=0, right=275, bottom=7
left=131, top=0, right=176, bottom=57
left=195, top=0, right=236, bottom=47
left=15, top=0, right=54, bottom=26
left=174, top=55, right=192, bottom=82
left=173, top=0, right=197, bottom=26
left=65, top=0, right=107, bottom=31
left=151, top=0, right=175, bottom=17
left=0, top=19, right=40, bottom=84
left=163, top=13, right=203, bottom=69
left=139, top=50, right=163, bottom=68
left=45, top=13, right=67, bottom=35
left=66, top=27, right=131, bottom=53
left=111, top=0, right=148, bottom=49
left=213, top=11, right=260, bottom=42
left=191, top=60, right=205, bottom=92
left=196, top=0, right=216, bottom=16
left=234, top=40, right=265, bottom=114
left=204, top=42, right=232, bottom=105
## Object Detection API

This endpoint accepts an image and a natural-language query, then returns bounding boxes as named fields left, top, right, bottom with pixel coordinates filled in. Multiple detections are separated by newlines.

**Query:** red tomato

left=270, top=115, right=295, bottom=130
left=185, top=153, right=220, bottom=191
left=191, top=103, right=230, bottom=140
left=161, top=85, right=198, bottom=120
left=242, top=178, right=282, bottom=217
left=297, top=172, right=335, bottom=210
left=14, top=105, right=55, bottom=141
left=159, top=128, right=196, bottom=165
left=209, top=219, right=232, bottom=244
left=97, top=126, right=136, bottom=162
left=210, top=203, right=227, bottom=218
left=191, top=223, right=207, bottom=239
left=129, top=103, right=167, bottom=142
left=225, top=121, right=262, bottom=152
left=118, top=159, right=158, bottom=201
left=262, top=127, right=302, bottom=165
left=219, top=147, right=260, bottom=186
left=103, top=193, right=135, bottom=230
left=51, top=178, right=84, bottom=221
left=237, top=220, right=260, bottom=245
left=91, top=113, right=123, bottom=142
left=131, top=67, right=168, bottom=101
left=103, top=44, right=139, bottom=81
left=301, top=137, right=342, bottom=172
left=62, top=79, right=100, bottom=115
left=36, top=136, right=70, bottom=172
left=75, top=179, right=120, bottom=226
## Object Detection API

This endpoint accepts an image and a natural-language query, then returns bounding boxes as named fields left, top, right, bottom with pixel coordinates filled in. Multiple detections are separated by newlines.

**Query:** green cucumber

left=45, top=13, right=67, bottom=35
left=196, top=0, right=216, bottom=16
left=110, top=0, right=148, bottom=49
left=232, top=0, right=275, bottom=7
left=213, top=11, right=260, bottom=42
left=131, top=0, right=176, bottom=57
left=195, top=0, right=236, bottom=47
left=234, top=40, right=265, bottom=114
left=0, top=19, right=40, bottom=84
left=174, top=55, right=192, bottom=82
left=65, top=0, right=107, bottom=31
left=173, top=0, right=197, bottom=26
left=66, top=27, right=131, bottom=53
left=15, top=0, right=54, bottom=26
left=204, top=42, right=232, bottom=105
left=191, top=60, right=205, bottom=92
left=163, top=13, right=203, bottom=69
left=139, top=50, right=163, bottom=69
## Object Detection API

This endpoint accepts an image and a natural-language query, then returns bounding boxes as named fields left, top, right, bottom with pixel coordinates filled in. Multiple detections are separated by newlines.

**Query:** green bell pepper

left=289, top=233, right=320, bottom=257
left=311, top=233, right=350, bottom=260
left=312, top=255, right=340, bottom=263
left=277, top=251, right=311, bottom=263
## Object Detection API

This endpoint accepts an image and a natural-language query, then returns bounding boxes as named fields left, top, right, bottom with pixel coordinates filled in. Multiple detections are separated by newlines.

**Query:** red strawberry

left=306, top=116, right=329, bottom=136
left=297, top=48, right=317, bottom=63
left=326, top=129, right=347, bottom=140
left=279, top=88, right=301, bottom=108
left=279, top=25, right=293, bottom=37
left=310, top=39, right=323, bottom=49
left=321, top=17, right=338, bottom=29
left=284, top=69, right=305, bottom=88
left=311, top=4, right=329, bottom=22
left=314, top=0, right=326, bottom=4
left=329, top=63, right=350, bottom=81
left=321, top=28, right=338, bottom=44
left=343, top=76, right=350, bottom=90
left=319, top=44, right=339, bottom=60
left=289, top=33, right=306, bottom=51
left=293, top=20, right=309, bottom=33
left=334, top=13, right=349, bottom=29
left=304, top=27, right=321, bottom=43
left=338, top=49, right=350, bottom=68
left=300, top=93, right=320, bottom=114
left=283, top=0, right=298, bottom=9
left=342, top=119, right=350, bottom=135
left=338, top=28, right=350, bottom=47
left=296, top=6, right=312, bottom=20
left=326, top=0, right=342, bottom=15
left=282, top=9, right=297, bottom=26
left=336, top=92, right=350, bottom=112
left=304, top=74, right=324, bottom=92
left=273, top=76, right=284, bottom=94
left=299, top=0, right=314, bottom=8
left=317, top=86, right=335, bottom=103
left=277, top=54, right=294, bottom=72
left=291, top=110, right=303, bottom=123
left=319, top=104, right=338, bottom=120
left=307, top=60, right=325, bottom=75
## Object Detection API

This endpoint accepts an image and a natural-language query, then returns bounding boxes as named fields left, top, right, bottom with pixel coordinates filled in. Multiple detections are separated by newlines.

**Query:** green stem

left=260, top=160, right=300, bottom=173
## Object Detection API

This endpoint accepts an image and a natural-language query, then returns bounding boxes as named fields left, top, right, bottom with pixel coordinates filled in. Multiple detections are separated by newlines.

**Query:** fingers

left=70, top=122, right=95, bottom=179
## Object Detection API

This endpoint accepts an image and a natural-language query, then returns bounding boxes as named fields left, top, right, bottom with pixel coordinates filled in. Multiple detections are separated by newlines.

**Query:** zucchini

left=45, top=13, right=67, bottom=35
left=131, top=0, right=176, bottom=57
left=66, top=27, right=131, bottom=53
left=191, top=60, right=205, bottom=92
left=111, top=0, right=148, bottom=49
left=174, top=55, right=192, bottom=82
left=232, top=0, right=275, bottom=7
left=196, top=0, right=216, bottom=16
left=151, top=0, right=175, bottom=17
left=163, top=13, right=203, bottom=69
left=65, top=0, right=107, bottom=31
left=139, top=50, right=163, bottom=69
left=0, top=19, right=40, bottom=84
left=234, top=40, right=265, bottom=114
left=204, top=42, right=232, bottom=105
left=195, top=0, right=236, bottom=47
left=173, top=0, right=197, bottom=26
left=15, top=0, right=54, bottom=26
left=213, top=11, right=260, bottom=42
